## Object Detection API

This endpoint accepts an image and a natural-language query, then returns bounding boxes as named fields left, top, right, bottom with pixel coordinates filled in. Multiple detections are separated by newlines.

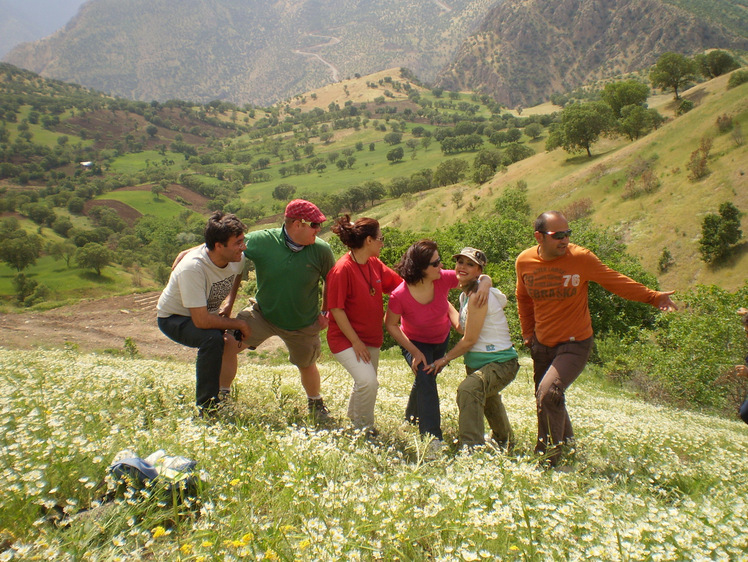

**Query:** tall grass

left=1, top=348, right=746, bottom=560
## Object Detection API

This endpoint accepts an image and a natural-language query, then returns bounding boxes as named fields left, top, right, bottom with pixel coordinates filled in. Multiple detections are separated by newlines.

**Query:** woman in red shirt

left=326, top=216, right=402, bottom=435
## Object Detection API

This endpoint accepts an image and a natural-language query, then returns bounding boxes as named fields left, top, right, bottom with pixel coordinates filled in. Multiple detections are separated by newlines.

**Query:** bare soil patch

left=123, top=183, right=211, bottom=215
left=0, top=292, right=193, bottom=360
left=0, top=291, right=285, bottom=362
left=83, top=199, right=143, bottom=225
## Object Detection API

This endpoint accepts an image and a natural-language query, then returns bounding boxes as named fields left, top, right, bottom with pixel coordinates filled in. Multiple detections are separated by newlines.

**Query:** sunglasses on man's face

left=299, top=220, right=322, bottom=229
left=539, top=229, right=572, bottom=240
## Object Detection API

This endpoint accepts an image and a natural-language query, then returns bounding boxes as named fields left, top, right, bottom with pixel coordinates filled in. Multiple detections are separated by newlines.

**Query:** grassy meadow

left=95, top=190, right=189, bottom=220
left=1, top=347, right=746, bottom=560
left=0, top=255, right=143, bottom=306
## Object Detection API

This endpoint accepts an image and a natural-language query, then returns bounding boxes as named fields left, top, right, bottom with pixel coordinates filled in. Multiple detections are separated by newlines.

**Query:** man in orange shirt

left=515, top=211, right=677, bottom=466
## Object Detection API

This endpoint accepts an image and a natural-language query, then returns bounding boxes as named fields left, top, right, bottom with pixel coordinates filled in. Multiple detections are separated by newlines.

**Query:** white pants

left=334, top=346, right=380, bottom=428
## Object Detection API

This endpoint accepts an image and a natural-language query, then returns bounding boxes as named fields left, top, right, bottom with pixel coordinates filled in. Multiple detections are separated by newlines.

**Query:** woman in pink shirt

left=385, top=240, right=490, bottom=441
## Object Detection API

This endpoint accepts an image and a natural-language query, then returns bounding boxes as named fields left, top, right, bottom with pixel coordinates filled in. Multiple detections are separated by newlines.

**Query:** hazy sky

left=0, top=0, right=88, bottom=57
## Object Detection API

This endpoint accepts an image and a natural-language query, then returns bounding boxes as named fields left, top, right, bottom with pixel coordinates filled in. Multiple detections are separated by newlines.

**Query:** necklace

left=351, top=252, right=376, bottom=296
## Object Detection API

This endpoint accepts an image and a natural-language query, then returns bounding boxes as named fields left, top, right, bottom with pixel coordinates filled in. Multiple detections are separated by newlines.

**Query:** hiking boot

left=307, top=397, right=331, bottom=422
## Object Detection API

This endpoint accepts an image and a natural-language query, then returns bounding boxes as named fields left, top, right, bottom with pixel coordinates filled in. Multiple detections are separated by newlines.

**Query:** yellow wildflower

left=151, top=526, right=166, bottom=538
left=241, top=532, right=254, bottom=543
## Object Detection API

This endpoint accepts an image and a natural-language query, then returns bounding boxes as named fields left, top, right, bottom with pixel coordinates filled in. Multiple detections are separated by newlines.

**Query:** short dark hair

left=204, top=211, right=247, bottom=250
left=533, top=211, right=565, bottom=232
left=397, top=239, right=438, bottom=284
left=331, top=215, right=379, bottom=249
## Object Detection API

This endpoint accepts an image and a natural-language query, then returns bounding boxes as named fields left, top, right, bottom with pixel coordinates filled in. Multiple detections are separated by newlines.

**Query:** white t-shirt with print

left=157, top=245, right=245, bottom=318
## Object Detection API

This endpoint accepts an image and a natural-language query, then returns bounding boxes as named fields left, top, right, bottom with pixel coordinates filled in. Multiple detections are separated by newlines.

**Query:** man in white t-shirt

left=157, top=212, right=250, bottom=411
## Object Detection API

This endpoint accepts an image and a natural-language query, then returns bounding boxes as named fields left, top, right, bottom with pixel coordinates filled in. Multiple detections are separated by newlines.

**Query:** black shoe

left=307, top=397, right=331, bottom=422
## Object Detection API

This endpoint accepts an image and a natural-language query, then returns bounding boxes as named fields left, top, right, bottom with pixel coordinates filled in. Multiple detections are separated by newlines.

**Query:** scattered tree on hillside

left=699, top=202, right=743, bottom=265
left=75, top=242, right=113, bottom=276
left=619, top=105, right=654, bottom=140
left=524, top=123, right=543, bottom=140
left=342, top=186, right=368, bottom=213
left=649, top=52, right=698, bottom=100
left=272, top=183, right=297, bottom=200
left=434, top=158, right=469, bottom=186
left=384, top=132, right=403, bottom=145
left=387, top=147, right=404, bottom=163
left=361, top=181, right=386, bottom=206
left=0, top=220, right=43, bottom=272
left=694, top=50, right=739, bottom=79
left=151, top=183, right=165, bottom=200
left=545, top=102, right=614, bottom=157
left=0, top=235, right=43, bottom=272
left=600, top=80, right=649, bottom=118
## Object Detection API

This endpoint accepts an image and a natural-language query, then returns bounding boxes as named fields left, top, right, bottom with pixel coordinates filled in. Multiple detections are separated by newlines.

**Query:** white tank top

left=459, top=287, right=513, bottom=353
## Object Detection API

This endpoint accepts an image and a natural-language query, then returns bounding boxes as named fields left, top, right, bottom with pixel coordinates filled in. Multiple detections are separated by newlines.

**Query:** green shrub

left=597, top=284, right=748, bottom=413
left=726, top=70, right=748, bottom=89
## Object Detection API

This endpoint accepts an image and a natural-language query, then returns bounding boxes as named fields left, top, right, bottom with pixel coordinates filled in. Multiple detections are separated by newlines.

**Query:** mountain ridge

left=436, top=0, right=748, bottom=107
left=3, top=0, right=496, bottom=105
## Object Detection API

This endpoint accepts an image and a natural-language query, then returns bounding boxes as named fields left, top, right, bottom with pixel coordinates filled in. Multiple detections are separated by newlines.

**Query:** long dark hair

left=331, top=215, right=379, bottom=249
left=397, top=239, right=438, bottom=284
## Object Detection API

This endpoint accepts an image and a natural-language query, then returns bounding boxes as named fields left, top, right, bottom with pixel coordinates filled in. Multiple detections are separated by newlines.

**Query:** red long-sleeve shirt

left=515, top=244, right=661, bottom=347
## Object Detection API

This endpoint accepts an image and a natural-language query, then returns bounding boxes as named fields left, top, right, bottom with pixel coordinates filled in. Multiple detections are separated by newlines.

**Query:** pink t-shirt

left=388, top=269, right=458, bottom=344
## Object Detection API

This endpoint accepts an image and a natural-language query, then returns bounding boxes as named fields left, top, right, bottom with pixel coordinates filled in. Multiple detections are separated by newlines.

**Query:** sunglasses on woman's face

left=429, top=257, right=442, bottom=268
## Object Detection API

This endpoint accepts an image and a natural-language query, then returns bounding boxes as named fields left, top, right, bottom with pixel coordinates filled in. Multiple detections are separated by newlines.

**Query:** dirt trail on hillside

left=0, top=292, right=282, bottom=361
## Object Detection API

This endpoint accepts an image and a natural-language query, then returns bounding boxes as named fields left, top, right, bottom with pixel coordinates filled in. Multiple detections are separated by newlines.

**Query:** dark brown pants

left=531, top=336, right=594, bottom=462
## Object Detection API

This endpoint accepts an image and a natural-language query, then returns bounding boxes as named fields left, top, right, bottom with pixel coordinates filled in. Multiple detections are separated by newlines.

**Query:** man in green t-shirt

left=235, top=199, right=335, bottom=420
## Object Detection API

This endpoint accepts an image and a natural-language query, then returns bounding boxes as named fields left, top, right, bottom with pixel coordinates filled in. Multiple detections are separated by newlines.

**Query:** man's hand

left=172, top=248, right=191, bottom=270
left=657, top=291, right=678, bottom=312
left=236, top=319, right=251, bottom=342
left=317, top=312, right=329, bottom=330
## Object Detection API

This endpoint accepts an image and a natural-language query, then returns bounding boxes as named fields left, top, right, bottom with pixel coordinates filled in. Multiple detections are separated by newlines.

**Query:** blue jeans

left=158, top=315, right=224, bottom=407
left=402, top=335, right=449, bottom=440
left=740, top=396, right=748, bottom=425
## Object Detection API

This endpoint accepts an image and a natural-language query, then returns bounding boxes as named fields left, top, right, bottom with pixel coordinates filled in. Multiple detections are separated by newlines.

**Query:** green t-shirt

left=244, top=228, right=334, bottom=331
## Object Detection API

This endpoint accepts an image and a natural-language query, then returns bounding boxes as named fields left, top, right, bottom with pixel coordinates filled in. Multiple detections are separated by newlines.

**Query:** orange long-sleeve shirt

left=515, top=243, right=661, bottom=347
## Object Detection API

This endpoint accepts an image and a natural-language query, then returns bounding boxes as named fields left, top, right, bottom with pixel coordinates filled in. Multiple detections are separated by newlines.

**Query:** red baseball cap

left=284, top=199, right=326, bottom=223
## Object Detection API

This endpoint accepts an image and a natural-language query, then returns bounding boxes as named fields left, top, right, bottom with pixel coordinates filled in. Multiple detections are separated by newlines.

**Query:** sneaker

left=218, top=389, right=232, bottom=403
left=423, top=439, right=444, bottom=461
left=307, top=397, right=331, bottom=422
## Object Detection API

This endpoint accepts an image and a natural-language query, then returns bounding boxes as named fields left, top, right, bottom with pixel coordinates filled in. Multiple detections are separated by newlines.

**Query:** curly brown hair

left=331, top=215, right=380, bottom=249
left=396, top=239, right=438, bottom=284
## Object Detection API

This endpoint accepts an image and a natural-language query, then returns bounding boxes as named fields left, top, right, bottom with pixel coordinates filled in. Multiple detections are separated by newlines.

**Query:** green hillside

left=2, top=62, right=747, bottom=308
